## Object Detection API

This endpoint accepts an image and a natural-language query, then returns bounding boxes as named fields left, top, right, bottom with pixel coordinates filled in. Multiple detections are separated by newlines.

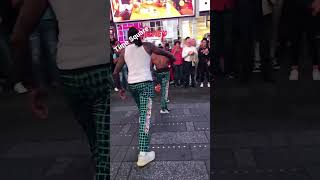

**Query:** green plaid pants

left=156, top=71, right=170, bottom=110
left=60, top=64, right=112, bottom=180
left=128, top=81, right=155, bottom=152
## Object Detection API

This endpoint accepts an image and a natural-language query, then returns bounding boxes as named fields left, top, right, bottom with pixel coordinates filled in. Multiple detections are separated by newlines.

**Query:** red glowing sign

left=144, top=30, right=168, bottom=38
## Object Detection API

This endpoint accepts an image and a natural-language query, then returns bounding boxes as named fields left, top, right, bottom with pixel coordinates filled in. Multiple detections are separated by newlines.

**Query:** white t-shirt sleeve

left=182, top=47, right=189, bottom=59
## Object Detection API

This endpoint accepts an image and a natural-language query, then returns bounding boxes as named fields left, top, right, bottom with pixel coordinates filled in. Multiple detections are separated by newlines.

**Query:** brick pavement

left=0, top=86, right=210, bottom=180
left=110, top=87, right=210, bottom=180
left=213, top=65, right=320, bottom=180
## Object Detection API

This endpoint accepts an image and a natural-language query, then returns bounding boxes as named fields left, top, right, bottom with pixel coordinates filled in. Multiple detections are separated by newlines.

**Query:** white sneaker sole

left=137, top=154, right=155, bottom=167
left=137, top=158, right=155, bottom=167
left=160, top=111, right=169, bottom=114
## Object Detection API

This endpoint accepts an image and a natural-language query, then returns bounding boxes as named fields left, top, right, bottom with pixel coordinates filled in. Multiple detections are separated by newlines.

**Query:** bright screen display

left=111, top=0, right=195, bottom=23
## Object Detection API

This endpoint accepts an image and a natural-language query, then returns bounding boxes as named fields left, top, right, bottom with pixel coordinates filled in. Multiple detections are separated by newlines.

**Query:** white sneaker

left=114, top=87, right=119, bottom=92
left=289, top=69, right=299, bottom=80
left=137, top=151, right=155, bottom=167
left=313, top=68, right=320, bottom=80
left=160, top=109, right=169, bottom=114
left=207, top=82, right=210, bottom=88
left=200, top=83, right=204, bottom=88
left=14, top=82, right=28, bottom=94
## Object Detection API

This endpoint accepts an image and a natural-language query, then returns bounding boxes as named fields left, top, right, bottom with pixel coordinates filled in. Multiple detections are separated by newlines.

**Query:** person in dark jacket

left=280, top=0, right=320, bottom=80
left=198, top=38, right=210, bottom=88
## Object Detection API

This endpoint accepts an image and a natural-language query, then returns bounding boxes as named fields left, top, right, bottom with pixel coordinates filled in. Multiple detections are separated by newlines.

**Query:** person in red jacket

left=172, top=40, right=184, bottom=86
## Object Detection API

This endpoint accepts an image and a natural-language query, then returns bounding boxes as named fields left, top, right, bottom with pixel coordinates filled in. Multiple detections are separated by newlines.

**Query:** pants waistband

left=156, top=67, right=170, bottom=73
left=128, top=80, right=153, bottom=86
left=59, top=63, right=111, bottom=75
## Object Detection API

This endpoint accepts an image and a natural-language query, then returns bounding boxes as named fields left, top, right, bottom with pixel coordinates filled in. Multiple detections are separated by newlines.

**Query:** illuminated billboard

left=111, top=0, right=195, bottom=23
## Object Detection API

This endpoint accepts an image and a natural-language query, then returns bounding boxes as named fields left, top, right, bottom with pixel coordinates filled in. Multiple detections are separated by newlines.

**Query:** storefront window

left=116, top=22, right=143, bottom=43
left=196, top=16, right=210, bottom=42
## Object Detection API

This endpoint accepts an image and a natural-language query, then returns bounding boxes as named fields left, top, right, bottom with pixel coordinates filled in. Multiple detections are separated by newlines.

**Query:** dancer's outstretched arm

left=143, top=42, right=176, bottom=63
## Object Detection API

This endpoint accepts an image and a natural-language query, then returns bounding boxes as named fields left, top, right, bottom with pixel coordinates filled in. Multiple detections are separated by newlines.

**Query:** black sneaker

left=252, top=65, right=261, bottom=73
left=253, top=61, right=261, bottom=73
left=272, top=59, right=280, bottom=70
left=225, top=73, right=235, bottom=79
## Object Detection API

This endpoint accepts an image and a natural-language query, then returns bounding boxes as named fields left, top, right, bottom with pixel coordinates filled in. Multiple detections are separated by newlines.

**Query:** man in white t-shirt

left=182, top=37, right=198, bottom=88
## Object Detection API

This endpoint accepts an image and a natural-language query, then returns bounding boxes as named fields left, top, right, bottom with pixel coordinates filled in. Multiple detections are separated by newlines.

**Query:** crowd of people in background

left=212, top=0, right=320, bottom=82
left=0, top=1, right=59, bottom=93
left=110, top=34, right=211, bottom=91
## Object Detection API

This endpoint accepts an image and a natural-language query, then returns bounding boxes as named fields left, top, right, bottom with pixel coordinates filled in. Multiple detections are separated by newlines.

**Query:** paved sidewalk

left=111, top=87, right=210, bottom=180
left=0, top=91, right=94, bottom=180
left=213, top=62, right=320, bottom=180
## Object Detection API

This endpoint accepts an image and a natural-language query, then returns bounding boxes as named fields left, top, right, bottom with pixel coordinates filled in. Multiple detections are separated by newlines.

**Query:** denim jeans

left=1, top=31, right=31, bottom=87
left=119, top=64, right=128, bottom=89
left=173, top=64, right=183, bottom=85
left=29, top=20, right=58, bottom=87
left=183, top=62, right=195, bottom=87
